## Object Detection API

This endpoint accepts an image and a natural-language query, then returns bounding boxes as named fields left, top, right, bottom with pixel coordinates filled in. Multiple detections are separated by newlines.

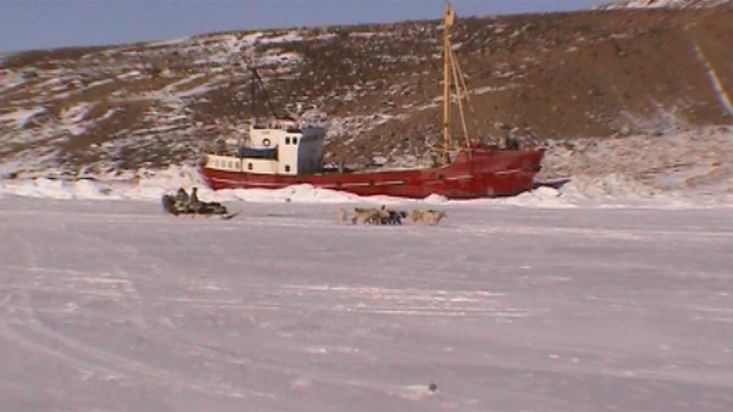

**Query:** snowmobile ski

left=221, top=211, right=241, bottom=220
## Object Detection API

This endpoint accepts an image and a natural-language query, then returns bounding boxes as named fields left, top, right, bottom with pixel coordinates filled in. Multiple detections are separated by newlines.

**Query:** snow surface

left=147, top=36, right=192, bottom=48
left=1, top=195, right=732, bottom=410
left=258, top=32, right=304, bottom=45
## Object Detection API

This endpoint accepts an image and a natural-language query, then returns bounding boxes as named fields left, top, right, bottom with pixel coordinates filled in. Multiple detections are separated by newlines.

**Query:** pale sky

left=0, top=0, right=607, bottom=53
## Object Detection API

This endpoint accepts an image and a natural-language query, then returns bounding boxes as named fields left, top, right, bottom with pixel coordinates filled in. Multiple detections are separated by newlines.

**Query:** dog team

left=337, top=205, right=446, bottom=226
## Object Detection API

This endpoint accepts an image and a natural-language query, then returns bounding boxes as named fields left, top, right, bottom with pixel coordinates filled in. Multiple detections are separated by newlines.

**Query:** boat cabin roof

left=252, top=117, right=298, bottom=131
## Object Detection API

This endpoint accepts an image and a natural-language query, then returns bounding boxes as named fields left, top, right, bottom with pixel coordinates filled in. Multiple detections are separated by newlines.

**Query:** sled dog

left=409, top=209, right=446, bottom=225
left=352, top=207, right=383, bottom=224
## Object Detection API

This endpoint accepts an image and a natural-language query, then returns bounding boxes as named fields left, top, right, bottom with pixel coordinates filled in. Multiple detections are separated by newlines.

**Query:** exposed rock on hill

left=599, top=0, right=731, bottom=9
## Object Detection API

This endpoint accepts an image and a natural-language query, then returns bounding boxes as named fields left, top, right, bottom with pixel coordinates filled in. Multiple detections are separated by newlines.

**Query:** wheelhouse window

left=292, top=137, right=298, bottom=145
left=248, top=163, right=253, bottom=170
left=285, top=165, right=291, bottom=172
left=285, top=137, right=291, bottom=145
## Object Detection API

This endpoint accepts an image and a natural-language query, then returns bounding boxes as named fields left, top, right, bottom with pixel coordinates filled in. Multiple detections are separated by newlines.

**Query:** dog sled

left=340, top=206, right=445, bottom=226
left=162, top=187, right=237, bottom=219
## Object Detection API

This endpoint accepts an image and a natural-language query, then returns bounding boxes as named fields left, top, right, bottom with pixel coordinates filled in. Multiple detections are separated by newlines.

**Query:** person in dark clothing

left=174, top=187, right=189, bottom=213
left=187, top=187, right=201, bottom=213
left=504, top=130, right=520, bottom=150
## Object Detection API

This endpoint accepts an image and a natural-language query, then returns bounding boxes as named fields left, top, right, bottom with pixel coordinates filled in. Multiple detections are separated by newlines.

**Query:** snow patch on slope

left=0, top=70, right=26, bottom=93
left=0, top=107, right=46, bottom=128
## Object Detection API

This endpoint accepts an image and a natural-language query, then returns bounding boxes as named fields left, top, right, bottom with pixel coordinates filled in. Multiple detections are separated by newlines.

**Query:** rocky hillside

left=600, top=0, right=731, bottom=9
left=1, top=5, right=732, bottom=180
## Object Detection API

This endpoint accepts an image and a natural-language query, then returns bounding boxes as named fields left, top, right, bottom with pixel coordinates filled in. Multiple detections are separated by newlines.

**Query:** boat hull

left=201, top=147, right=544, bottom=199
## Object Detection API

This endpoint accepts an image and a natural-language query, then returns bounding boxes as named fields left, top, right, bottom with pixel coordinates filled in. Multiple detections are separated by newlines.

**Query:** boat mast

left=244, top=48, right=282, bottom=129
left=251, top=67, right=257, bottom=125
left=442, top=3, right=455, bottom=163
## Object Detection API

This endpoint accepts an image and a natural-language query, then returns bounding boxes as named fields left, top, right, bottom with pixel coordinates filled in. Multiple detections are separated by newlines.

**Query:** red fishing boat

left=201, top=4, right=544, bottom=199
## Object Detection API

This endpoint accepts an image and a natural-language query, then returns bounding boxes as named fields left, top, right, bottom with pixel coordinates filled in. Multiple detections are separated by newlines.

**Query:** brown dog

left=352, top=207, right=382, bottom=224
left=409, top=209, right=446, bottom=225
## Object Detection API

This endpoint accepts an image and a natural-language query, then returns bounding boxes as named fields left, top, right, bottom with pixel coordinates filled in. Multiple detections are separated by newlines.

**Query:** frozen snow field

left=1, top=196, right=732, bottom=411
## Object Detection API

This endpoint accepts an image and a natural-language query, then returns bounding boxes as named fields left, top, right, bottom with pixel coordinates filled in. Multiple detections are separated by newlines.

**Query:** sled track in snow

left=0, top=291, right=275, bottom=401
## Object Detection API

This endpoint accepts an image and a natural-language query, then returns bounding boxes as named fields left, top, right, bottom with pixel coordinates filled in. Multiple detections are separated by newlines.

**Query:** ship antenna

left=441, top=2, right=473, bottom=160
left=442, top=1, right=455, bottom=163
left=245, top=47, right=258, bottom=125
left=250, top=67, right=279, bottom=119
left=244, top=47, right=280, bottom=124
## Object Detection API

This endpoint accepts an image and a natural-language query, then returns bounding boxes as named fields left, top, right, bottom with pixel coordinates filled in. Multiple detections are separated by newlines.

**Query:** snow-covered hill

left=1, top=6, right=732, bottom=202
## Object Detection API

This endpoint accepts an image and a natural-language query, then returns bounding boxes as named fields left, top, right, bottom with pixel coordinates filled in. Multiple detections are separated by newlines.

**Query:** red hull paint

left=201, top=147, right=545, bottom=199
